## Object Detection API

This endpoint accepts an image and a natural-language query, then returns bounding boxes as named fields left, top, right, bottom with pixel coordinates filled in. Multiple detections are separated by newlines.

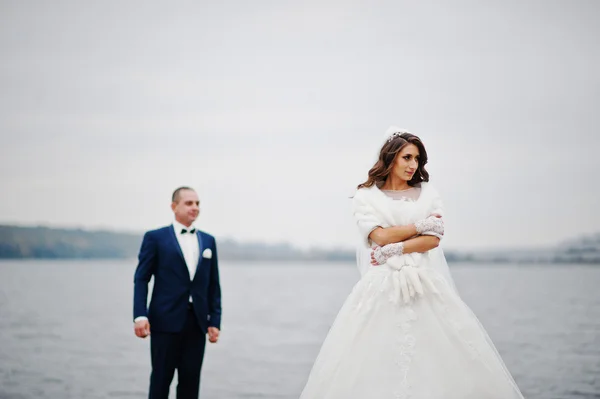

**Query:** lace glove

left=415, top=216, right=444, bottom=237
left=373, top=242, right=405, bottom=265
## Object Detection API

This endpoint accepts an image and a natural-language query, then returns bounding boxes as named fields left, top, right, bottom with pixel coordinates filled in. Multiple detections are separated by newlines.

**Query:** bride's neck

left=381, top=176, right=411, bottom=191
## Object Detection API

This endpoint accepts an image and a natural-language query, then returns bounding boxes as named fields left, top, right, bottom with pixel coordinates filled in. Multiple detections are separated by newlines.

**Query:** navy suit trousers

left=149, top=305, right=207, bottom=399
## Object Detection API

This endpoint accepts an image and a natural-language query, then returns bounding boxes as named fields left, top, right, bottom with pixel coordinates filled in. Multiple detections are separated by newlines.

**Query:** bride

left=299, top=127, right=524, bottom=398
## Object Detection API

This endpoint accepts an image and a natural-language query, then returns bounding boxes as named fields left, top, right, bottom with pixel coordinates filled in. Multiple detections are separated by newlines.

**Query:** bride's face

left=391, top=143, right=420, bottom=182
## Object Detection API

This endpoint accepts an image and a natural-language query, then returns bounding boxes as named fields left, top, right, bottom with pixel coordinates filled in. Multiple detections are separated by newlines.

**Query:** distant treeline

left=1, top=225, right=598, bottom=264
left=0, top=225, right=355, bottom=261
left=0, top=225, right=142, bottom=259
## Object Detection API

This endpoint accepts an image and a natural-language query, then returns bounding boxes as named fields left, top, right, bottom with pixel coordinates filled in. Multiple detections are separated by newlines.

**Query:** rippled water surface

left=0, top=260, right=598, bottom=398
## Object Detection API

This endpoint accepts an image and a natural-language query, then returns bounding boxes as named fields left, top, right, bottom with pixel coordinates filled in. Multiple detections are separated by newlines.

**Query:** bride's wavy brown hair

left=357, top=133, right=429, bottom=189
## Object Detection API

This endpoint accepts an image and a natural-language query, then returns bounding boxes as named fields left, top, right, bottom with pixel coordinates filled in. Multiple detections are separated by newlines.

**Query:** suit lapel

left=192, top=231, right=204, bottom=281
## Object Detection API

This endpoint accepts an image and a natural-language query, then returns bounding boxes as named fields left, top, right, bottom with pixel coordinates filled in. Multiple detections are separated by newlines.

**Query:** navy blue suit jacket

left=133, top=226, right=222, bottom=333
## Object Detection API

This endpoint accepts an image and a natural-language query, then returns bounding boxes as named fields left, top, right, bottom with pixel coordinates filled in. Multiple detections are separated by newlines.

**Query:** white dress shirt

left=172, top=219, right=200, bottom=282
left=134, top=220, right=200, bottom=324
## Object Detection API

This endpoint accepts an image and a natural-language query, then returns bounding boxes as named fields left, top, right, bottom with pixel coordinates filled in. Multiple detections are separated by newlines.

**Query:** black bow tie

left=181, top=228, right=196, bottom=234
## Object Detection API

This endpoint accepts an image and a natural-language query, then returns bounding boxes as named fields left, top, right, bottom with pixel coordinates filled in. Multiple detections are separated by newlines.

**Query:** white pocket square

left=202, top=248, right=212, bottom=259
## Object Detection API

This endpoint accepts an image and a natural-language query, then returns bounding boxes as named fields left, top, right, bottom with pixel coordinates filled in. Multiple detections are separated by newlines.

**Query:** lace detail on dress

left=394, top=307, right=417, bottom=399
left=379, top=184, right=421, bottom=202
left=387, top=195, right=417, bottom=203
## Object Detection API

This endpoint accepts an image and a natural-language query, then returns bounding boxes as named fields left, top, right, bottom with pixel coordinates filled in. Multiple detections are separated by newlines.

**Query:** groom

left=133, top=186, right=222, bottom=399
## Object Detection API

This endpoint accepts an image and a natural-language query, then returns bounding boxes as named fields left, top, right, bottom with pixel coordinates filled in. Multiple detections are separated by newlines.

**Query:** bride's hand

left=371, top=247, right=380, bottom=265
left=371, top=242, right=405, bottom=265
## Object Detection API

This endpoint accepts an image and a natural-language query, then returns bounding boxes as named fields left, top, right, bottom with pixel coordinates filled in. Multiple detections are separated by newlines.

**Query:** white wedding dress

left=299, top=183, right=524, bottom=399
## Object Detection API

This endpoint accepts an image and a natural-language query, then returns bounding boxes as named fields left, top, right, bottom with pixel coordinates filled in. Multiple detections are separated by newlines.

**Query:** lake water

left=0, top=260, right=599, bottom=398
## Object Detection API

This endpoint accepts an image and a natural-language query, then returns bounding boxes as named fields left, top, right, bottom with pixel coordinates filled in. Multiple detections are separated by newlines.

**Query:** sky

left=1, top=0, right=599, bottom=251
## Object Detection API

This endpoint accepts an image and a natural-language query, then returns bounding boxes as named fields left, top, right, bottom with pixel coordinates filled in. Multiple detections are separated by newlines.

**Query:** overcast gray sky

left=1, top=0, right=599, bottom=250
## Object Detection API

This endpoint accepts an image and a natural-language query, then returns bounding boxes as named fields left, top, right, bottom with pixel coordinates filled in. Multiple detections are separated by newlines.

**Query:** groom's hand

left=208, top=327, right=220, bottom=343
left=134, top=320, right=150, bottom=338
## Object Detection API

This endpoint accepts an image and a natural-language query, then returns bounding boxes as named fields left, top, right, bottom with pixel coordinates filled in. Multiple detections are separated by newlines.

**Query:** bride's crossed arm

left=368, top=229, right=441, bottom=265
left=369, top=225, right=418, bottom=247
left=368, top=231, right=440, bottom=265
left=370, top=227, right=440, bottom=254
left=368, top=213, right=443, bottom=252
left=400, top=235, right=440, bottom=254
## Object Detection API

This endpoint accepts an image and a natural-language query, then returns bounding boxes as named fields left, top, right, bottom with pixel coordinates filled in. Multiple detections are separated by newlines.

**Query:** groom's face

left=171, top=189, right=200, bottom=226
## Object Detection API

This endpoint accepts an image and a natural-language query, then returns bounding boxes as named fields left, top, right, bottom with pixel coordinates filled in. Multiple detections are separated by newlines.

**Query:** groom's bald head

left=172, top=186, right=195, bottom=203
